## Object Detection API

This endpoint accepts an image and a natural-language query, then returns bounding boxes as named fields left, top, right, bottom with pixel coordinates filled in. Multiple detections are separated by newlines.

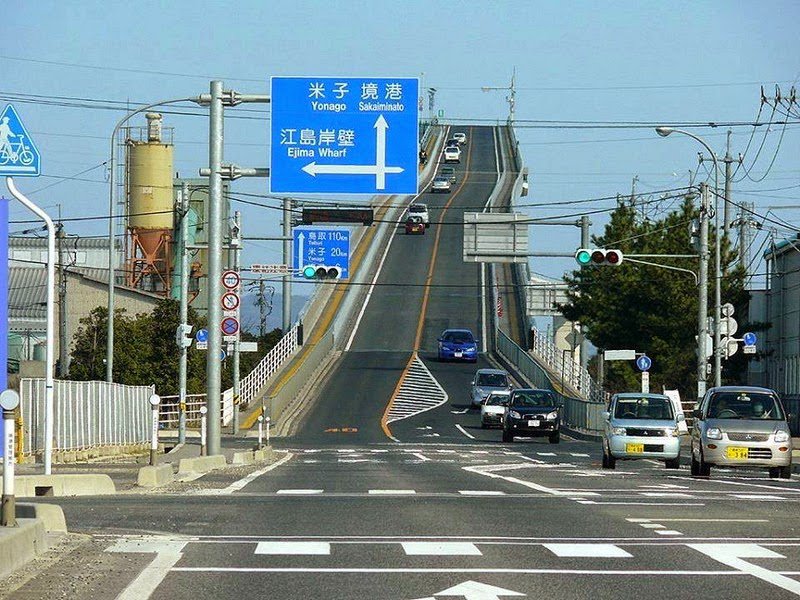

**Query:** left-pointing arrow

left=302, top=162, right=404, bottom=177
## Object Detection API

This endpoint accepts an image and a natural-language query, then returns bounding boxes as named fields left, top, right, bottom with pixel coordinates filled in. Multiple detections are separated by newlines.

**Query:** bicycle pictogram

left=0, top=134, right=35, bottom=166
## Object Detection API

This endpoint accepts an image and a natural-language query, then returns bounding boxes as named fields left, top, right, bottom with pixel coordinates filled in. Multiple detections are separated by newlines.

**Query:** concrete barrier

left=177, top=454, right=226, bottom=476
left=137, top=464, right=175, bottom=488
left=15, top=474, right=116, bottom=497
left=16, top=502, right=68, bottom=533
left=0, top=518, right=47, bottom=579
left=231, top=447, right=274, bottom=465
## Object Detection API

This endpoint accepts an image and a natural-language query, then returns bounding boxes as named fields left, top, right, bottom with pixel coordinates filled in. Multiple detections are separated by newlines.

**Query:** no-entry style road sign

left=293, top=227, right=350, bottom=279
left=0, top=104, right=41, bottom=177
left=270, top=76, right=419, bottom=195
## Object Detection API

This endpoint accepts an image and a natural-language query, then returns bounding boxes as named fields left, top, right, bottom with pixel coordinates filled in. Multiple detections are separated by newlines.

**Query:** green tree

left=560, top=196, right=746, bottom=400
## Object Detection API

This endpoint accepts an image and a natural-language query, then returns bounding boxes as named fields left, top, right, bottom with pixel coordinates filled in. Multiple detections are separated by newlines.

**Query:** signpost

left=636, top=354, right=652, bottom=394
left=293, top=227, right=351, bottom=279
left=604, top=349, right=636, bottom=361
left=270, top=76, right=419, bottom=195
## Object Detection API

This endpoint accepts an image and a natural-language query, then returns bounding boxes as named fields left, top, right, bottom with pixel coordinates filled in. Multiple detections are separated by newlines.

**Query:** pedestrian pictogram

left=636, top=355, right=652, bottom=372
left=221, top=317, right=240, bottom=336
left=221, top=270, right=240, bottom=290
left=0, top=104, right=41, bottom=177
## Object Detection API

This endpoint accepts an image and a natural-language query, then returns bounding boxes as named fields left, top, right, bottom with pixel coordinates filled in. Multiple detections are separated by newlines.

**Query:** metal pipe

left=283, top=197, right=292, bottom=333
left=7, top=178, right=55, bottom=474
left=698, top=184, right=710, bottom=398
left=178, top=182, right=189, bottom=445
left=232, top=210, right=241, bottom=435
left=205, top=81, right=224, bottom=456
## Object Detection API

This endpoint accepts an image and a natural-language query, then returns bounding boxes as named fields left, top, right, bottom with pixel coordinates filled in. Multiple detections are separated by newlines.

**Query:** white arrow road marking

left=435, top=580, right=525, bottom=598
left=107, top=538, right=190, bottom=600
left=689, top=543, right=800, bottom=595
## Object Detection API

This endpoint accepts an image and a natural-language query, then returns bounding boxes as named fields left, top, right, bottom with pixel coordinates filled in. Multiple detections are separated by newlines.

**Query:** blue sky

left=4, top=0, right=799, bottom=288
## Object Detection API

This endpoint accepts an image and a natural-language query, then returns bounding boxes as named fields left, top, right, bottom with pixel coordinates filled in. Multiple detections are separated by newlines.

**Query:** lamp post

left=106, top=97, right=195, bottom=383
left=655, top=127, right=722, bottom=389
left=482, top=68, right=517, bottom=124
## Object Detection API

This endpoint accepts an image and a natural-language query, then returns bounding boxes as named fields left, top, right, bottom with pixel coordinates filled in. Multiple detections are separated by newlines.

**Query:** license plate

left=454, top=352, right=462, bottom=358
left=528, top=420, right=540, bottom=427
left=626, top=443, right=644, bottom=454
left=726, top=447, right=749, bottom=460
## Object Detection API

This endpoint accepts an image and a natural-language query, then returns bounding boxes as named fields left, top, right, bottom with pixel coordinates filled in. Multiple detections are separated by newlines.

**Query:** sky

left=4, top=0, right=799, bottom=294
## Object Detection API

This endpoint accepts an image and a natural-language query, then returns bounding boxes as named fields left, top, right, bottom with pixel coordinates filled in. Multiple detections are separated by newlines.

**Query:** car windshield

left=442, top=331, right=474, bottom=344
left=434, top=178, right=447, bottom=183
left=477, top=373, right=508, bottom=387
left=446, top=148, right=458, bottom=153
left=485, top=395, right=509, bottom=407
left=706, top=392, right=785, bottom=420
left=511, top=390, right=556, bottom=407
left=614, top=396, right=674, bottom=420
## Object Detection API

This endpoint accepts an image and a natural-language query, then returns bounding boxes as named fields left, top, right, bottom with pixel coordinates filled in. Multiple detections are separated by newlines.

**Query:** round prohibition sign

left=221, top=292, right=240, bottom=311
left=221, top=317, right=240, bottom=336
left=221, top=270, right=240, bottom=290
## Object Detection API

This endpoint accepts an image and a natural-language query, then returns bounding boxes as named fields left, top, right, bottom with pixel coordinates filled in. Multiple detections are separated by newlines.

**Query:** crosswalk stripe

left=458, top=490, right=506, bottom=496
left=255, top=542, right=330, bottom=555
left=276, top=489, right=324, bottom=495
left=401, top=542, right=482, bottom=556
left=368, top=489, right=416, bottom=495
left=543, top=543, right=632, bottom=558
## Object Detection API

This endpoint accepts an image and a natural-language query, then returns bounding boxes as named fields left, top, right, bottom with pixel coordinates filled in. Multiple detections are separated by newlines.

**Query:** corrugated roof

left=9, top=236, right=114, bottom=249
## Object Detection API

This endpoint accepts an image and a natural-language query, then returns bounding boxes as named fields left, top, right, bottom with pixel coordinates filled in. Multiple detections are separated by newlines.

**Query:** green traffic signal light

left=575, top=249, right=591, bottom=266
left=302, top=265, right=317, bottom=278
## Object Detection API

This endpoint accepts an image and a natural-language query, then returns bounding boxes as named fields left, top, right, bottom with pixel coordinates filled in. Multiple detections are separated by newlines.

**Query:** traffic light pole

left=697, top=183, right=710, bottom=399
left=579, top=216, right=590, bottom=372
left=178, top=182, right=189, bottom=445
left=232, top=210, right=241, bottom=435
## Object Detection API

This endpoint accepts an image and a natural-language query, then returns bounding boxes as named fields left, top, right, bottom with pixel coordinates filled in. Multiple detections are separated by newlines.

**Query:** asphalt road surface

left=6, top=127, right=800, bottom=600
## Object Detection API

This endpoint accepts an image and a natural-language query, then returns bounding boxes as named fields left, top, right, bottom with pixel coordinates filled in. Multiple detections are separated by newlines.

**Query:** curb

left=15, top=474, right=116, bottom=498
left=0, top=518, right=47, bottom=580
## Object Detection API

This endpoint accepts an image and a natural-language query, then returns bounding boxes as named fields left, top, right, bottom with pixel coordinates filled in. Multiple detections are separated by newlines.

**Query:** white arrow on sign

left=433, top=580, right=525, bottom=599
left=297, top=232, right=305, bottom=264
left=301, top=115, right=404, bottom=190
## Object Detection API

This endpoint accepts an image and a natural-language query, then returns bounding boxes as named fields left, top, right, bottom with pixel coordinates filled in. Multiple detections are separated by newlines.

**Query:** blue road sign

left=636, top=354, right=652, bottom=372
left=743, top=332, right=757, bottom=346
left=195, top=328, right=209, bottom=343
left=0, top=199, right=8, bottom=458
left=293, top=227, right=350, bottom=279
left=0, top=104, right=41, bottom=177
left=270, top=77, right=419, bottom=195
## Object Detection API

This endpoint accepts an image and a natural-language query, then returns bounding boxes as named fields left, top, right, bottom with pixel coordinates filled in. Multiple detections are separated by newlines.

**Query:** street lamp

left=655, top=126, right=722, bottom=389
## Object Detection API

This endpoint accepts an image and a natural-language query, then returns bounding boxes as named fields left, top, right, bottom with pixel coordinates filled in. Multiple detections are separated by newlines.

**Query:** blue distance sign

left=293, top=227, right=350, bottom=279
left=636, top=354, right=652, bottom=372
left=270, top=77, right=419, bottom=195
left=743, top=332, right=757, bottom=346
left=0, top=104, right=41, bottom=177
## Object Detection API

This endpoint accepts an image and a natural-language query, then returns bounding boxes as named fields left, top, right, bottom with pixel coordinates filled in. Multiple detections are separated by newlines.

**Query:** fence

left=237, top=322, right=300, bottom=409
left=529, top=328, right=604, bottom=403
left=19, top=378, right=155, bottom=455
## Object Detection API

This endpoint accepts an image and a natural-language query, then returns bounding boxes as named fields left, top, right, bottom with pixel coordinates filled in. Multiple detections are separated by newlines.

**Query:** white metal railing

left=529, top=327, right=604, bottom=402
left=232, top=322, right=300, bottom=409
left=19, top=378, right=154, bottom=455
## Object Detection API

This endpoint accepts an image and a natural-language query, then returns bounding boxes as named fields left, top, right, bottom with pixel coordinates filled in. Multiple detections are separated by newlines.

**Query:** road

left=5, top=127, right=800, bottom=600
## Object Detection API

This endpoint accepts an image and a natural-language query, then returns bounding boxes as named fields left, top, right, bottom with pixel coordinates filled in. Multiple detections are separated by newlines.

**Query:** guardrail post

left=199, top=406, right=208, bottom=456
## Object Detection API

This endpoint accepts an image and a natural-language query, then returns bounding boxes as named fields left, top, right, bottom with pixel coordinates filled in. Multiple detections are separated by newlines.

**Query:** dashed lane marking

left=276, top=489, right=324, bottom=495
left=458, top=490, right=506, bottom=496
left=368, top=489, right=417, bottom=495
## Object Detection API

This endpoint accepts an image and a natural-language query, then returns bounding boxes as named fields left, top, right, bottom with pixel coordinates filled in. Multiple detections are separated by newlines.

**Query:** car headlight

left=775, top=430, right=790, bottom=443
left=508, top=411, right=522, bottom=420
left=611, top=427, right=626, bottom=436
left=706, top=427, right=723, bottom=440
left=545, top=411, right=558, bottom=420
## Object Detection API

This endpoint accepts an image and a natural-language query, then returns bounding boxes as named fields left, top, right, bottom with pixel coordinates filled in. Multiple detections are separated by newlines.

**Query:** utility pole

left=56, top=222, right=68, bottom=377
left=231, top=210, right=241, bottom=435
left=282, top=197, right=292, bottom=333
left=177, top=182, right=190, bottom=445
left=723, top=130, right=733, bottom=232
left=697, top=183, right=710, bottom=399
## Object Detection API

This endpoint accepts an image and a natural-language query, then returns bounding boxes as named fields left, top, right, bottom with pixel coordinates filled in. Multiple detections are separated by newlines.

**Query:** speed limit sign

left=221, top=270, right=240, bottom=290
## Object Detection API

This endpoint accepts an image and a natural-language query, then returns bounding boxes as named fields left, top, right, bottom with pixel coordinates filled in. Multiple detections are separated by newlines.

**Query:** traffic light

left=175, top=323, right=193, bottom=349
left=302, top=265, right=342, bottom=280
left=575, top=248, right=624, bottom=266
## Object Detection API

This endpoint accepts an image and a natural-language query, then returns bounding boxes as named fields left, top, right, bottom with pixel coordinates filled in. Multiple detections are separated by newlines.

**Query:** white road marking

left=689, top=543, right=800, bottom=596
left=172, top=567, right=747, bottom=575
left=463, top=464, right=568, bottom=496
left=640, top=492, right=695, bottom=498
left=544, top=543, right=632, bottom=558
left=655, top=530, right=684, bottom=536
left=458, top=490, right=506, bottom=496
left=107, top=538, right=189, bottom=600
left=210, top=452, right=293, bottom=495
left=565, top=491, right=601, bottom=496
left=411, top=452, right=430, bottom=462
left=455, top=424, right=476, bottom=440
left=537, top=452, right=557, bottom=457
left=368, top=489, right=416, bottom=495
left=255, top=542, right=330, bottom=555
left=733, top=494, right=786, bottom=501
left=570, top=453, right=590, bottom=457
left=276, top=489, right=324, bottom=495
left=401, top=542, right=482, bottom=556
left=586, top=502, right=706, bottom=507
left=386, top=355, right=449, bottom=424
left=639, top=524, right=666, bottom=529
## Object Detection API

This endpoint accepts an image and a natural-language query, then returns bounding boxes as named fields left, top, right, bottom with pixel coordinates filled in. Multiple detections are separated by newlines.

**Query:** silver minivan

left=601, top=393, right=683, bottom=470
left=691, top=386, right=793, bottom=479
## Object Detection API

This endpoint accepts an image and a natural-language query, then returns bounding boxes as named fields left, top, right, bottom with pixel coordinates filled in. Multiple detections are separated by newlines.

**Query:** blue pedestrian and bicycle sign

left=636, top=354, right=652, bottom=372
left=270, top=76, right=419, bottom=195
left=195, top=328, right=208, bottom=343
left=293, top=227, right=350, bottom=279
left=743, top=332, right=757, bottom=346
left=0, top=104, right=40, bottom=177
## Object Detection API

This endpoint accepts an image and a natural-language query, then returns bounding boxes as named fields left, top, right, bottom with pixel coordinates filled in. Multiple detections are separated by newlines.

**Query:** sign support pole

left=178, top=182, right=189, bottom=445
left=282, top=197, right=292, bottom=333
left=1, top=390, right=20, bottom=528
left=7, top=178, right=55, bottom=475
left=232, top=211, right=241, bottom=435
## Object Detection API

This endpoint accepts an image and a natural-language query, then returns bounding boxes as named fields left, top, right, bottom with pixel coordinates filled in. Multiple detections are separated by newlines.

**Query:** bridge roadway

left=7, top=126, right=800, bottom=600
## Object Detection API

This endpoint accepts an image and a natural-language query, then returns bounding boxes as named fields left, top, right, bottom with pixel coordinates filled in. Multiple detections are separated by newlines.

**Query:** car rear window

left=443, top=331, right=474, bottom=343
left=706, top=392, right=784, bottom=420
left=485, top=395, right=509, bottom=406
left=477, top=373, right=508, bottom=387
left=614, top=396, right=674, bottom=420
left=441, top=168, right=454, bottom=174
left=409, top=205, right=426, bottom=213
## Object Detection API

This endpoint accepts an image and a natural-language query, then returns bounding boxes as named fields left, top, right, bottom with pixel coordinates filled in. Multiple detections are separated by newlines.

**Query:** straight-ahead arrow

left=435, top=580, right=525, bottom=599
left=375, top=114, right=388, bottom=189
left=297, top=232, right=305, bottom=266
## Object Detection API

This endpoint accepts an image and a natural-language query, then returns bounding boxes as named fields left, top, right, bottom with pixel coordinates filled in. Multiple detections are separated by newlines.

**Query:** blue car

left=437, top=329, right=479, bottom=362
